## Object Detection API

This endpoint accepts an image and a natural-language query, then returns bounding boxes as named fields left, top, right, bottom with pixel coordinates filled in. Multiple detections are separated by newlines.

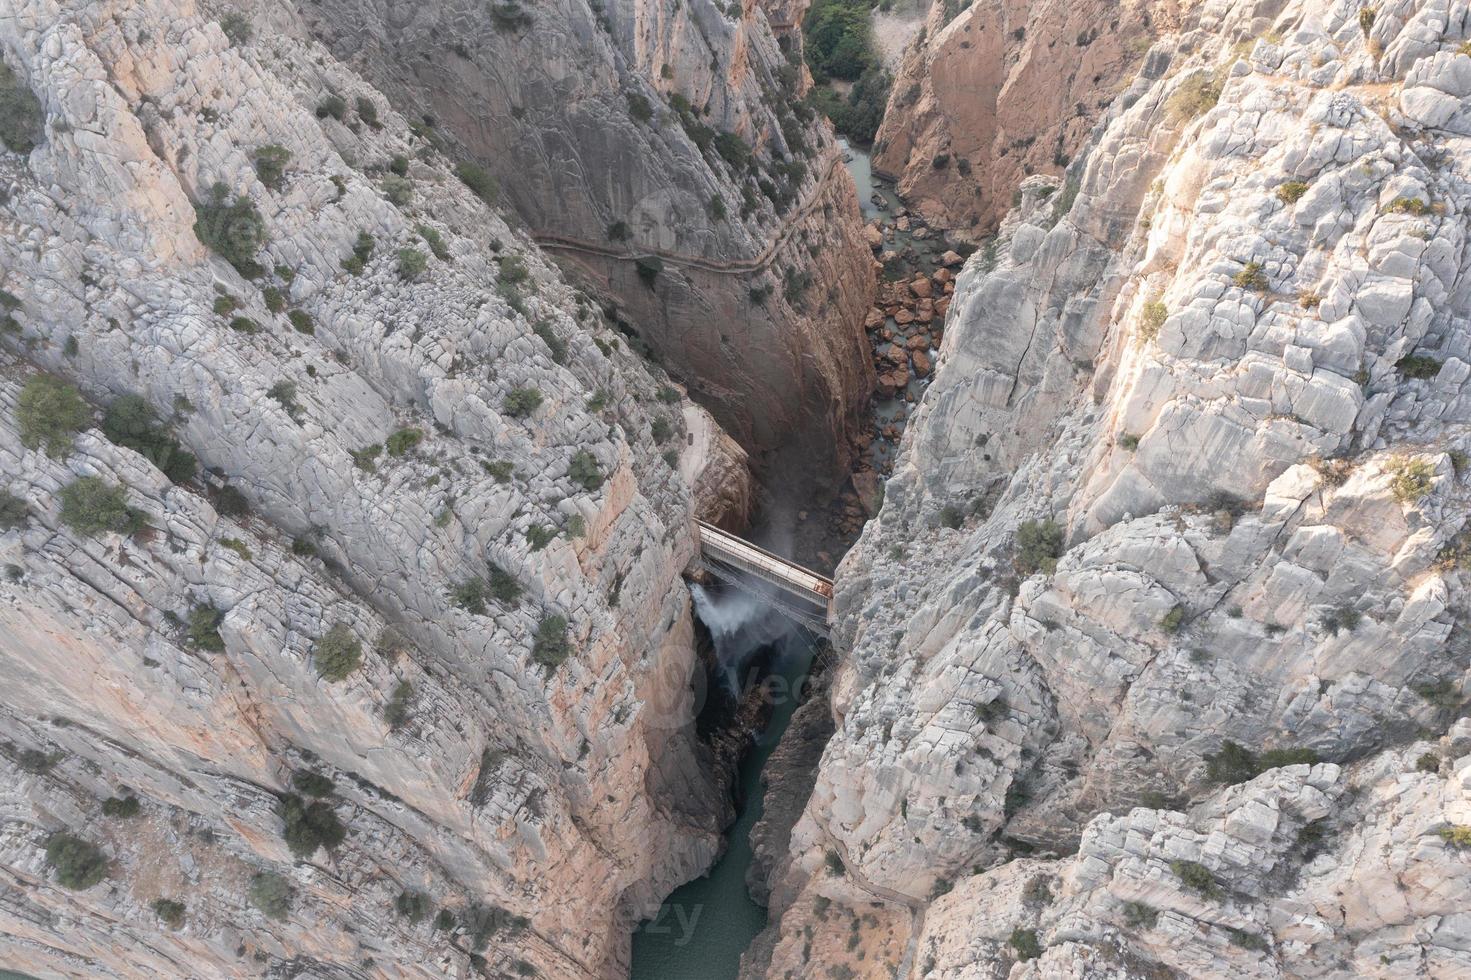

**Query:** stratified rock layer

left=756, top=0, right=1471, bottom=975
left=0, top=1, right=752, bottom=976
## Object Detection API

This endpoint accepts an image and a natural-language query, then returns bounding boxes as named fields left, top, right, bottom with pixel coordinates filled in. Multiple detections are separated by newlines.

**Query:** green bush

left=531, top=615, right=570, bottom=670
left=193, top=185, right=267, bottom=278
left=504, top=388, right=543, bottom=418
left=607, top=220, right=631, bottom=241
left=1170, top=859, right=1221, bottom=899
left=248, top=871, right=293, bottom=920
left=316, top=94, right=347, bottom=121
left=343, top=231, right=376, bottom=275
left=315, top=624, right=363, bottom=681
left=219, top=13, right=252, bottom=45
left=396, top=888, right=433, bottom=922
left=0, top=489, right=28, bottom=529
left=102, top=394, right=197, bottom=483
left=482, top=459, right=514, bottom=483
left=397, top=247, right=427, bottom=280
left=389, top=154, right=410, bottom=177
left=626, top=92, right=653, bottom=123
left=1168, top=72, right=1222, bottom=123
left=451, top=577, right=488, bottom=615
left=568, top=450, right=602, bottom=491
left=384, top=176, right=414, bottom=207
left=1397, top=354, right=1442, bottom=379
left=532, top=320, right=566, bottom=364
left=44, top=833, right=108, bottom=889
left=278, top=792, right=347, bottom=857
left=17, top=375, right=90, bottom=457
left=356, top=97, right=381, bottom=129
left=1160, top=605, right=1185, bottom=633
left=651, top=417, right=673, bottom=444
left=215, top=484, right=249, bottom=517
left=1119, top=433, right=1140, bottom=451
left=1139, top=300, right=1168, bottom=344
left=1416, top=752, right=1441, bottom=774
left=59, top=477, right=144, bottom=536
left=101, top=795, right=141, bottom=818
left=291, top=771, right=334, bottom=797
left=1015, top=519, right=1065, bottom=576
left=417, top=224, right=450, bottom=261
left=1387, top=456, right=1434, bottom=503
left=1276, top=181, right=1309, bottom=205
left=0, top=61, right=44, bottom=155
left=385, top=427, right=423, bottom=456
left=1205, top=739, right=1318, bottom=784
left=229, top=316, right=259, bottom=334
left=186, top=604, right=225, bottom=651
left=352, top=444, right=382, bottom=471
left=1009, top=927, right=1041, bottom=962
left=153, top=897, right=186, bottom=928
left=253, top=145, right=291, bottom=189
left=288, top=310, right=314, bottom=334
left=456, top=161, right=498, bottom=205
left=384, top=680, right=414, bottom=729
left=1226, top=927, right=1268, bottom=951
left=1122, top=901, right=1158, bottom=928
left=1439, top=825, right=1471, bottom=847
left=488, top=563, right=522, bottom=604
left=1233, top=261, right=1269, bottom=292
left=525, top=525, right=555, bottom=551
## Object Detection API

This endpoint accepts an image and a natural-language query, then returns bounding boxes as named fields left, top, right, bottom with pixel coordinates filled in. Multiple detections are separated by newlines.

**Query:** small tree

left=44, top=833, right=108, bottom=890
left=531, top=615, right=570, bottom=670
left=398, top=247, right=428, bottom=280
left=568, top=450, right=602, bottom=491
left=0, top=489, right=29, bottom=529
left=488, top=563, right=522, bottom=604
left=396, top=889, right=433, bottom=923
left=1015, top=519, right=1065, bottom=576
left=153, top=897, right=186, bottom=928
left=101, top=795, right=141, bottom=818
left=504, top=388, right=543, bottom=418
left=59, top=477, right=143, bottom=536
left=291, top=771, right=335, bottom=797
left=315, top=624, right=362, bottom=681
left=1170, top=859, right=1221, bottom=899
left=278, top=793, right=346, bottom=857
left=450, top=577, right=488, bottom=614
left=385, top=428, right=423, bottom=456
left=253, top=145, right=292, bottom=189
left=456, top=162, right=498, bottom=205
left=193, top=185, right=267, bottom=278
left=1009, top=927, right=1041, bottom=961
left=102, top=393, right=197, bottom=483
left=17, top=375, right=90, bottom=457
left=248, top=871, right=293, bottom=920
left=186, top=604, right=225, bottom=651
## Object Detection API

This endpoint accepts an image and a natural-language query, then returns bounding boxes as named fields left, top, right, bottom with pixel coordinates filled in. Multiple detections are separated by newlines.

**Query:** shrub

left=253, top=145, right=291, bottom=190
left=626, top=92, right=653, bottom=123
left=60, top=477, right=144, bottom=536
left=531, top=615, right=570, bottom=670
left=17, top=375, right=89, bottom=457
left=389, top=154, right=410, bottom=177
left=1015, top=519, right=1065, bottom=576
left=343, top=231, right=376, bottom=275
left=356, top=97, right=381, bottom=129
left=1359, top=8, right=1376, bottom=35
left=607, top=220, right=631, bottom=241
left=193, top=185, right=267, bottom=278
left=434, top=908, right=457, bottom=930
left=185, top=604, right=225, bottom=651
left=1160, top=605, right=1185, bottom=633
left=292, top=771, right=334, bottom=797
left=938, top=504, right=964, bottom=529
left=488, top=563, right=523, bottom=604
left=385, top=427, right=423, bottom=456
left=1119, top=433, right=1140, bottom=451
left=525, top=525, right=555, bottom=551
left=316, top=93, right=348, bottom=121
left=1227, top=927, right=1268, bottom=951
left=229, top=316, right=259, bottom=334
left=287, top=309, right=314, bottom=334
left=1322, top=605, right=1361, bottom=635
left=456, top=162, right=498, bottom=205
left=1122, top=901, right=1158, bottom=929
left=1397, top=354, right=1442, bottom=379
left=824, top=849, right=844, bottom=875
left=1385, top=196, right=1428, bottom=215
left=101, top=795, right=141, bottom=818
left=0, top=490, right=28, bottom=529
left=215, top=484, right=249, bottom=517
left=267, top=380, right=301, bottom=420
left=1387, top=456, right=1434, bottom=503
left=398, top=247, right=428, bottom=280
left=153, top=897, right=186, bottom=928
left=0, top=61, right=44, bottom=155
left=1206, top=740, right=1318, bottom=784
left=1416, top=752, right=1441, bottom=774
left=1137, top=300, right=1168, bottom=345
left=383, top=176, right=414, bottom=207
left=635, top=256, right=663, bottom=289
left=1009, top=928, right=1041, bottom=961
left=451, top=577, right=488, bottom=615
left=45, top=833, right=108, bottom=889
left=1439, top=825, right=1471, bottom=848
left=278, top=793, right=346, bottom=857
left=504, top=388, right=543, bottom=418
left=102, top=394, right=197, bottom=483
left=650, top=416, right=673, bottom=443
left=568, top=450, right=602, bottom=491
left=384, top=680, right=414, bottom=729
left=248, top=871, right=293, bottom=920
left=1167, top=72, right=1222, bottom=123
left=1413, top=678, right=1461, bottom=710
left=532, top=320, right=566, bottom=363
left=417, top=224, right=450, bottom=260
left=396, top=889, right=433, bottom=923
left=315, top=624, right=363, bottom=681
left=219, top=13, right=253, bottom=45
left=1170, top=859, right=1221, bottom=898
left=482, top=459, right=514, bottom=483
left=1276, top=181, right=1309, bottom=204
left=1233, top=261, right=1269, bottom=291
left=352, top=444, right=382, bottom=471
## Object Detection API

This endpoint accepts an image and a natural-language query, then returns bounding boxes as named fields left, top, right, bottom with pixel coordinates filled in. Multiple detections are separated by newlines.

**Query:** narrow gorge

left=3, top=1, right=1471, bottom=980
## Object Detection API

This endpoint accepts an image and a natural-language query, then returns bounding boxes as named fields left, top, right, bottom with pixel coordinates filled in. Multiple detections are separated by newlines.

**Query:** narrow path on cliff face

left=530, top=155, right=849, bottom=276
left=820, top=828, right=927, bottom=980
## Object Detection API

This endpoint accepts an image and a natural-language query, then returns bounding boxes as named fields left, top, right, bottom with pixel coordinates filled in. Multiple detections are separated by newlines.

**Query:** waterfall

left=689, top=582, right=795, bottom=689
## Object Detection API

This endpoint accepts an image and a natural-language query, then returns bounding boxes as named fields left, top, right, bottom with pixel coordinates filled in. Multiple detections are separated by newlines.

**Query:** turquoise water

left=629, top=633, right=817, bottom=980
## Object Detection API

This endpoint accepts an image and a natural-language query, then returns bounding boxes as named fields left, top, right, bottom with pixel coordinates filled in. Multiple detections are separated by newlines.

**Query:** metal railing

left=693, top=521, right=835, bottom=633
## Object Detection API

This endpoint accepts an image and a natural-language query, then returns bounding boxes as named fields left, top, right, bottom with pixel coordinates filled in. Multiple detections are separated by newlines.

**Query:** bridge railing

left=693, top=521, right=834, bottom=631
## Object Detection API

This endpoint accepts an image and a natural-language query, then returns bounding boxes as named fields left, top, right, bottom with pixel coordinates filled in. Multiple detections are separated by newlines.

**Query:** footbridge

left=691, top=521, right=834, bottom=635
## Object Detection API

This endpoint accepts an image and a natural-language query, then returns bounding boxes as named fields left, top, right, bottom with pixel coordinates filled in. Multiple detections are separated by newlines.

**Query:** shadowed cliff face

left=300, top=0, right=877, bottom=490
left=872, top=0, right=1192, bottom=236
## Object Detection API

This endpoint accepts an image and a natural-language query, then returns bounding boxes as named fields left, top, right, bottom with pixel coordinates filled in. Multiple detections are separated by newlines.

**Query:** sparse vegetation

left=101, top=795, right=141, bottom=818
left=1387, top=456, right=1434, bottom=504
left=1276, top=181, right=1309, bottom=205
left=153, top=897, right=186, bottom=928
left=253, top=145, right=291, bottom=189
left=0, top=61, right=45, bottom=155
left=1168, top=72, right=1222, bottom=123
left=1206, top=739, right=1320, bottom=785
left=59, top=477, right=144, bottom=536
left=1233, top=261, right=1269, bottom=292
left=450, top=576, right=489, bottom=615
left=315, top=624, right=363, bottom=681
left=383, top=680, right=414, bottom=729
left=651, top=417, right=673, bottom=444
left=1397, top=354, right=1442, bottom=379
left=17, top=375, right=90, bottom=457
left=193, top=184, right=267, bottom=278
left=1009, top=927, right=1042, bottom=962
left=398, top=247, right=428, bottom=280
left=248, top=871, right=293, bottom=920
left=1015, top=519, right=1065, bottom=576
left=186, top=604, right=225, bottom=651
left=1139, top=300, right=1168, bottom=344
left=1122, top=901, right=1158, bottom=929
left=267, top=380, right=302, bottom=420
left=45, top=833, right=108, bottom=890
left=1160, top=605, right=1185, bottom=633
left=1438, top=825, right=1471, bottom=848
left=278, top=792, right=347, bottom=857
left=1385, top=196, right=1429, bottom=215
left=456, top=162, right=498, bottom=205
left=531, top=615, right=570, bottom=670
left=417, top=224, right=450, bottom=260
left=1170, top=859, right=1221, bottom=899
left=102, top=394, right=197, bottom=483
left=1119, top=432, right=1140, bottom=451
left=1416, top=752, right=1441, bottom=774
left=385, top=427, right=423, bottom=456
left=219, top=13, right=252, bottom=46
left=504, top=387, right=543, bottom=418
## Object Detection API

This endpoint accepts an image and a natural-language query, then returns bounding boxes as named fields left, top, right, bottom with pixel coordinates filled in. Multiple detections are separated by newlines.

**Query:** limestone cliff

left=286, top=0, right=877, bottom=489
left=872, top=0, right=1193, bottom=235
left=756, top=0, right=1471, bottom=974
left=0, top=1, right=751, bottom=976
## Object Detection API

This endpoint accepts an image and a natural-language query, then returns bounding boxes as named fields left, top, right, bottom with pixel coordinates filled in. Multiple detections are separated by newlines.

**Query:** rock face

left=294, top=0, right=878, bottom=489
left=872, top=0, right=1184, bottom=235
left=0, top=1, right=753, bottom=976
left=755, top=0, right=1471, bottom=974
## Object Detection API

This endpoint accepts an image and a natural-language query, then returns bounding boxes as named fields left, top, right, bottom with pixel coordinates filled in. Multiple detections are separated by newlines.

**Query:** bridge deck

left=693, top=521, right=834, bottom=631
